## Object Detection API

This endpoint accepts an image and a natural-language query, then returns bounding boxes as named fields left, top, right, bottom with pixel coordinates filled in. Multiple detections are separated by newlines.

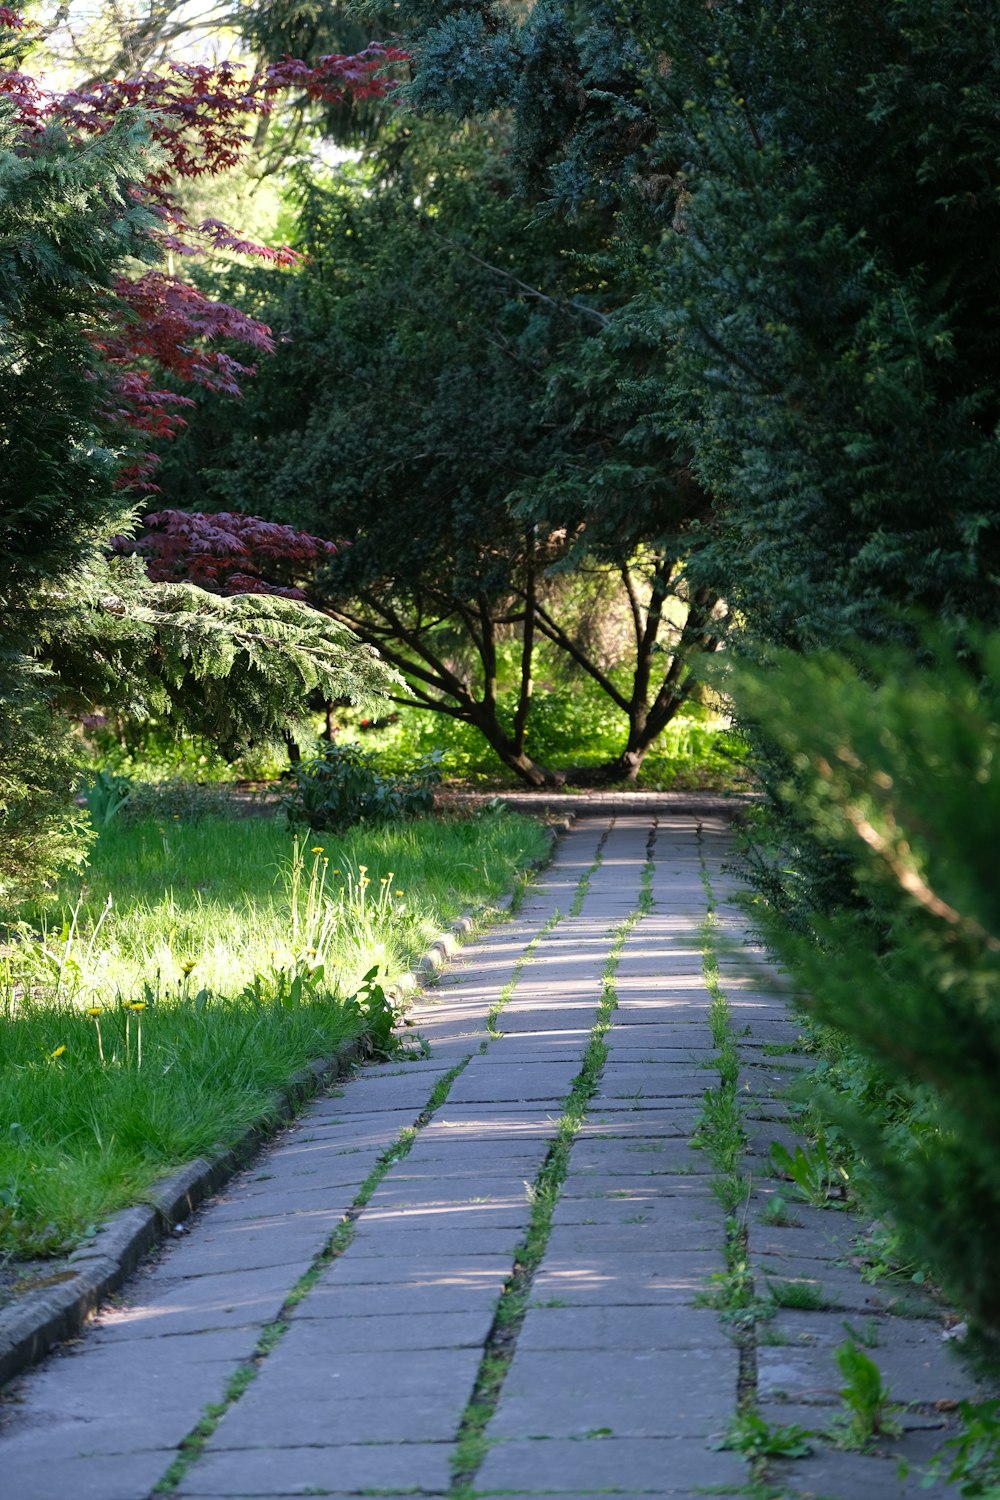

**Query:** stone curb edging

left=0, top=1037, right=364, bottom=1389
left=0, top=812, right=572, bottom=1389
left=439, top=791, right=756, bottom=818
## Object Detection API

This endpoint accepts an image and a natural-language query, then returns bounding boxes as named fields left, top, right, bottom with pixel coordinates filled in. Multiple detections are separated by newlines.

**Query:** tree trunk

left=469, top=710, right=565, bottom=787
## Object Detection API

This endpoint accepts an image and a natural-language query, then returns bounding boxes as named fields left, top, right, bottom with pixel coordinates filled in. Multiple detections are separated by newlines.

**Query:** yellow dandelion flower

left=180, top=959, right=197, bottom=976
left=311, top=846, right=324, bottom=853
left=395, top=891, right=404, bottom=898
left=358, top=864, right=368, bottom=872
left=128, top=1002, right=147, bottom=1012
left=85, top=1006, right=101, bottom=1018
left=50, top=1045, right=67, bottom=1059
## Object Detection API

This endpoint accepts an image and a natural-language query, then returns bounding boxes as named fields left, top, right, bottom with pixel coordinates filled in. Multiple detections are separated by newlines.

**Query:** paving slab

left=517, top=1302, right=731, bottom=1350
left=0, top=1443, right=170, bottom=1500
left=475, top=1434, right=747, bottom=1493
left=486, top=1347, right=735, bottom=1438
left=174, top=1442, right=453, bottom=1496
left=757, top=1326, right=983, bottom=1406
left=345, top=1220, right=528, bottom=1258
left=287, top=1278, right=504, bottom=1320
left=531, top=1250, right=724, bottom=1305
left=89, top=1262, right=308, bottom=1339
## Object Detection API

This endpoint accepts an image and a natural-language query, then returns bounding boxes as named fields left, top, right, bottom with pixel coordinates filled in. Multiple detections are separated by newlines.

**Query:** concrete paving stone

left=487, top=1347, right=735, bottom=1438
left=89, top=1263, right=306, bottom=1340
left=363, top=1194, right=530, bottom=1224
left=367, top=1175, right=533, bottom=1208
left=753, top=1213, right=861, bottom=1264
left=281, top=1113, right=416, bottom=1148
left=569, top=1138, right=712, bottom=1174
left=551, top=1188, right=717, bottom=1225
left=276, top=1305, right=495, bottom=1349
left=308, top=1253, right=514, bottom=1288
left=446, top=1064, right=582, bottom=1104
left=590, top=1073, right=711, bottom=1102
left=231, top=1145, right=384, bottom=1192
left=615, top=970, right=705, bottom=989
left=208, top=1387, right=466, bottom=1447
left=475, top=1434, right=746, bottom=1493
left=208, top=1334, right=480, bottom=1406
left=531, top=1249, right=723, bottom=1305
left=517, top=1303, right=731, bottom=1351
left=305, top=1090, right=433, bottom=1118
left=4, top=1340, right=244, bottom=1451
left=418, top=1114, right=561, bottom=1142
left=346, top=1221, right=527, bottom=1258
left=141, top=1217, right=334, bottom=1276
left=357, top=1057, right=467, bottom=1081
left=753, top=1398, right=951, bottom=1433
left=607, top=1005, right=712, bottom=1025
left=89, top=1302, right=264, bottom=1355
left=600, top=1047, right=718, bottom=1067
left=284, top=1319, right=483, bottom=1382
left=758, top=1325, right=983, bottom=1406
left=744, top=1099, right=796, bottom=1122
left=576, top=1111, right=702, bottom=1139
left=605, top=1023, right=716, bottom=1045
left=765, top=1433, right=963, bottom=1500
left=739, top=1019, right=807, bottom=1046
left=543, top=1219, right=718, bottom=1255
left=559, top=1173, right=714, bottom=1200
left=728, top=1006, right=794, bottom=1028
left=394, top=1138, right=549, bottom=1171
left=769, top=1308, right=952, bottom=1352
left=0, top=1441, right=170, bottom=1500
left=174, top=1441, right=453, bottom=1495
left=478, top=1032, right=589, bottom=1057
left=288, top=1277, right=503, bottom=1320
left=754, top=1258, right=901, bottom=1314
left=745, top=1120, right=803, bottom=1160
left=191, top=1183, right=358, bottom=1227
left=495, top=1014, right=596, bottom=1036
left=15, top=1323, right=251, bottom=1398
left=235, top=1149, right=386, bottom=1193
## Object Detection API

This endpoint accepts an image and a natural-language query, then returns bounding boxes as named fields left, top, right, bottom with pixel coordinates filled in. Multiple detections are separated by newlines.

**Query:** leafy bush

left=283, top=743, right=442, bottom=833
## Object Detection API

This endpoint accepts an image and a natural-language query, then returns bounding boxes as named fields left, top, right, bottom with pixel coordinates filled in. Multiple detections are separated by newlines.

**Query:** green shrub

left=283, top=743, right=442, bottom=833
left=730, top=634, right=1000, bottom=1359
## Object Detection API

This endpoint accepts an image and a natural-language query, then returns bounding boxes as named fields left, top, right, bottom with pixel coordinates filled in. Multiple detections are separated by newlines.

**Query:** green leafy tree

left=158, top=123, right=719, bottom=783
left=0, top=24, right=397, bottom=910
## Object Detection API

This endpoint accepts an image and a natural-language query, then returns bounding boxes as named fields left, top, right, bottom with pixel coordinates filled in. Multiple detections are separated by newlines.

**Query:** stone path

left=0, top=815, right=983, bottom=1498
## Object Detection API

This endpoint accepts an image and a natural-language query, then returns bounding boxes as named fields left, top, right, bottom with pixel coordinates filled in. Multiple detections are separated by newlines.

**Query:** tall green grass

left=0, top=810, right=547, bottom=1259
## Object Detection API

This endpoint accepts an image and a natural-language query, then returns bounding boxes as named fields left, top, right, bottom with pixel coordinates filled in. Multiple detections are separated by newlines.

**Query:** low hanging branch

left=1, top=6, right=407, bottom=488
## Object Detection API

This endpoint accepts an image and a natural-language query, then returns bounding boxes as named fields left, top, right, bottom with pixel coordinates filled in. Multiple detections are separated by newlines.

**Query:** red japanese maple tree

left=116, top=509, right=341, bottom=599
left=0, top=6, right=405, bottom=487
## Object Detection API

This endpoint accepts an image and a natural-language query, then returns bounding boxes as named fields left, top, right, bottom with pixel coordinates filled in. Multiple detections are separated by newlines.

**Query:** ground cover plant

left=0, top=807, right=546, bottom=1261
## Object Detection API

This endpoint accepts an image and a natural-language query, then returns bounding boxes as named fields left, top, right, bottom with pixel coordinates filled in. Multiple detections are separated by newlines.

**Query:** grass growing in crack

left=569, top=838, right=607, bottom=918
left=449, top=854, right=655, bottom=1498
left=487, top=911, right=562, bottom=1036
left=153, top=1055, right=473, bottom=1493
left=694, top=827, right=764, bottom=1431
left=766, top=1278, right=830, bottom=1311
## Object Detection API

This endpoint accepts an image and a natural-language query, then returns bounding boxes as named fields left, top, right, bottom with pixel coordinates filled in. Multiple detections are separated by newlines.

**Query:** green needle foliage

left=730, top=636, right=1000, bottom=1357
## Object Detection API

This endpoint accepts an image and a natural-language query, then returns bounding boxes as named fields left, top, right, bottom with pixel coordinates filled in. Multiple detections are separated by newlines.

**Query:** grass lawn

left=0, top=808, right=547, bottom=1259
